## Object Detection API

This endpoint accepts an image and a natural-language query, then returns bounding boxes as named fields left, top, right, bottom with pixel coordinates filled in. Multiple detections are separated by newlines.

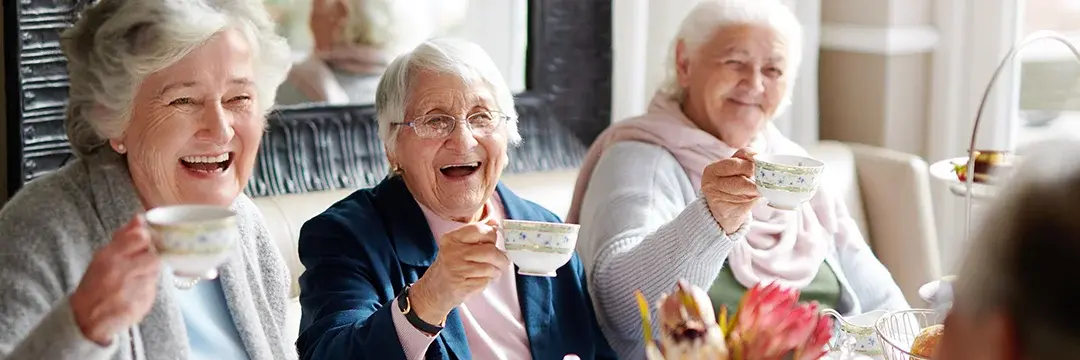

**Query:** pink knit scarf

left=285, top=45, right=392, bottom=104
left=567, top=93, right=833, bottom=289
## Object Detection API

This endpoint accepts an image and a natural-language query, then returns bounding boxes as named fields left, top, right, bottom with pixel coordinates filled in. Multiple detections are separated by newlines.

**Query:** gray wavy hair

left=953, top=139, right=1080, bottom=359
left=61, top=0, right=292, bottom=157
left=659, top=0, right=802, bottom=111
left=375, top=37, right=521, bottom=153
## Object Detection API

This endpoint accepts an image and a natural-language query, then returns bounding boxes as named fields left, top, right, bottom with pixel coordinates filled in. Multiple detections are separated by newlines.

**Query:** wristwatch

left=397, top=284, right=445, bottom=335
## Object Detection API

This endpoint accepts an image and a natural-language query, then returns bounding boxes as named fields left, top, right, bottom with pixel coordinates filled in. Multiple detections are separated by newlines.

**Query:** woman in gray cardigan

left=568, top=0, right=909, bottom=358
left=0, top=1, right=296, bottom=359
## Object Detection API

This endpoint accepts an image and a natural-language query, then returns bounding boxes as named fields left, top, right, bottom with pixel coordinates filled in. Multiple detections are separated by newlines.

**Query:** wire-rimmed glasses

left=392, top=110, right=511, bottom=139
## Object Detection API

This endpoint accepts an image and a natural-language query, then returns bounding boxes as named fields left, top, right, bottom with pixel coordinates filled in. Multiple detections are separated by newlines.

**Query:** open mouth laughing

left=179, top=152, right=234, bottom=175
left=439, top=161, right=482, bottom=178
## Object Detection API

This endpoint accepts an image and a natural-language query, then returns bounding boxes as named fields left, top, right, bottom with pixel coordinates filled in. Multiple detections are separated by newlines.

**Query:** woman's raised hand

left=409, top=219, right=510, bottom=325
left=69, top=214, right=162, bottom=345
left=701, top=148, right=761, bottom=235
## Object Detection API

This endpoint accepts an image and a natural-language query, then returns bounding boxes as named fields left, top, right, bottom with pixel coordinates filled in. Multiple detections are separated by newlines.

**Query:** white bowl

left=145, top=205, right=239, bottom=277
left=500, top=220, right=579, bottom=277
left=752, top=154, right=825, bottom=210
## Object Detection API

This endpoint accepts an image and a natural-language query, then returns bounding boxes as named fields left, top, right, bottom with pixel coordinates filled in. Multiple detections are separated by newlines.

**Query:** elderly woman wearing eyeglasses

left=294, top=38, right=615, bottom=360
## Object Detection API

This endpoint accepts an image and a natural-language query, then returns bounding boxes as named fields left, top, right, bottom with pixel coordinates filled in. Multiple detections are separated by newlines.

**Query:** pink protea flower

left=637, top=281, right=833, bottom=360
left=725, top=283, right=834, bottom=360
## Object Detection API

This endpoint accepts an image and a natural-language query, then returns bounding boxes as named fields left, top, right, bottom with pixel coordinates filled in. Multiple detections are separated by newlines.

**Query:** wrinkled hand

left=701, top=148, right=760, bottom=235
left=410, top=219, right=510, bottom=324
left=70, top=214, right=162, bottom=345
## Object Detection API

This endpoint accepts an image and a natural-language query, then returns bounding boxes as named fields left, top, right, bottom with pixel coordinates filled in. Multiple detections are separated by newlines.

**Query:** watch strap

left=397, top=285, right=444, bottom=335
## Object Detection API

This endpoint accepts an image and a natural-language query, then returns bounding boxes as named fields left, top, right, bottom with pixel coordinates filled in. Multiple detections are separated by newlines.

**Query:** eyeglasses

left=391, top=111, right=511, bottom=139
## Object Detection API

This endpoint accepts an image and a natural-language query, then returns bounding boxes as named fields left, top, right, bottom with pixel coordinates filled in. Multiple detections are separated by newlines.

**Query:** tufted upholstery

left=252, top=140, right=940, bottom=345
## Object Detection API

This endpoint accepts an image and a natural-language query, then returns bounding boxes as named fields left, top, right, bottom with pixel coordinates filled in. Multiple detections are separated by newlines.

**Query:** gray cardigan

left=576, top=141, right=910, bottom=359
left=0, top=150, right=297, bottom=360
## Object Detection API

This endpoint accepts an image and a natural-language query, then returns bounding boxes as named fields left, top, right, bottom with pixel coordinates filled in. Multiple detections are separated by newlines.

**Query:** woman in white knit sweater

left=568, top=0, right=909, bottom=357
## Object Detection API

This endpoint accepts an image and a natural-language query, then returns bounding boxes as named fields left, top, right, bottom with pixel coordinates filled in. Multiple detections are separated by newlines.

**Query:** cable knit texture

left=0, top=150, right=297, bottom=360
left=576, top=141, right=910, bottom=359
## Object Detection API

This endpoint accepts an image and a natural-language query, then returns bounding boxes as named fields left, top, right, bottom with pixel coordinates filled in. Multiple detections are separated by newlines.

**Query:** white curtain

left=615, top=0, right=822, bottom=146
left=774, top=0, right=821, bottom=146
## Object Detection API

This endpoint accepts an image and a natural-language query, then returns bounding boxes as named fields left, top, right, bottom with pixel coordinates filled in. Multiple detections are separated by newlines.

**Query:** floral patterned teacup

left=500, top=220, right=579, bottom=277
left=145, top=205, right=239, bottom=278
left=821, top=308, right=888, bottom=356
left=752, top=153, right=825, bottom=210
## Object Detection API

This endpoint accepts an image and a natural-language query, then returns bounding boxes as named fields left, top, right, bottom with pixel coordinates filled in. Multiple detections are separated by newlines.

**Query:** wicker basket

left=873, top=309, right=945, bottom=360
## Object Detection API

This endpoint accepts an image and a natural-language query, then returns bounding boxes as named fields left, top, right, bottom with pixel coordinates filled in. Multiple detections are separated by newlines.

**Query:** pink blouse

left=391, top=194, right=533, bottom=360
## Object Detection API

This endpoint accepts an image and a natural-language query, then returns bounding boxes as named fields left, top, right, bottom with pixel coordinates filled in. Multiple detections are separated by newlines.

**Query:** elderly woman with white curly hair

left=569, top=0, right=909, bottom=357
left=0, top=0, right=297, bottom=359
left=295, top=37, right=616, bottom=360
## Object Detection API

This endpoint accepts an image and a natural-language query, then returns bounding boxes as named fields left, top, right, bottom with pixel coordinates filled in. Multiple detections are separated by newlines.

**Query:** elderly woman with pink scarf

left=570, top=0, right=909, bottom=357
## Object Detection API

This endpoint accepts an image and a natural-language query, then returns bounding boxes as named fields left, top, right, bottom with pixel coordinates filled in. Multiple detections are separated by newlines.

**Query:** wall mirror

left=4, top=0, right=611, bottom=198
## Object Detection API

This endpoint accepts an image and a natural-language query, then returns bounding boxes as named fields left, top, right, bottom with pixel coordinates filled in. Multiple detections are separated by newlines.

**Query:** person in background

left=275, top=0, right=468, bottom=105
left=569, top=0, right=908, bottom=357
left=294, top=37, right=615, bottom=360
left=939, top=139, right=1080, bottom=360
left=0, top=0, right=297, bottom=359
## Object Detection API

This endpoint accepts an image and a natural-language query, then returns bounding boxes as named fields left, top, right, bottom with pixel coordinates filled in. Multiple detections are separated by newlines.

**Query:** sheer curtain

left=774, top=0, right=821, bottom=146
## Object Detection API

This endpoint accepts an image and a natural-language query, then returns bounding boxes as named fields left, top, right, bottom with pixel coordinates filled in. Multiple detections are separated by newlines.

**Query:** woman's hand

left=701, top=148, right=761, bottom=235
left=409, top=219, right=509, bottom=324
left=69, top=214, right=162, bottom=345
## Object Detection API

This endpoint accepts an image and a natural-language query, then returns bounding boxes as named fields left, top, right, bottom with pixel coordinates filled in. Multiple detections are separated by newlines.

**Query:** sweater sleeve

left=0, top=186, right=119, bottom=360
left=575, top=141, right=750, bottom=359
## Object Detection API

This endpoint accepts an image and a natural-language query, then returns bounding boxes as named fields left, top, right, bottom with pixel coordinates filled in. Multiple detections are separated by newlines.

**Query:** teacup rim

left=146, top=205, right=237, bottom=227
left=500, top=219, right=580, bottom=230
left=752, top=153, right=826, bottom=169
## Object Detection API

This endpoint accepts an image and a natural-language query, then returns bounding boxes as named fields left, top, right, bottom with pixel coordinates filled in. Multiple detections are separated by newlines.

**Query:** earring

left=391, top=164, right=404, bottom=176
left=116, top=143, right=127, bottom=154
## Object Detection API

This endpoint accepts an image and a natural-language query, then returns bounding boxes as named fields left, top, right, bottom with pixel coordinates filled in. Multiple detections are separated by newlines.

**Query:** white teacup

left=752, top=154, right=825, bottom=210
left=500, top=220, right=579, bottom=277
left=145, top=205, right=239, bottom=278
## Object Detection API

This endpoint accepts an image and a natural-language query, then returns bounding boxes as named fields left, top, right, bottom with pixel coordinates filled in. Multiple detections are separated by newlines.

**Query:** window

left=1015, top=0, right=1080, bottom=146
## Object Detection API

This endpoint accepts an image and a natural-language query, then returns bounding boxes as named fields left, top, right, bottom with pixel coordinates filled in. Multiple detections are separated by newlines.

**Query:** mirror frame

left=4, top=0, right=612, bottom=198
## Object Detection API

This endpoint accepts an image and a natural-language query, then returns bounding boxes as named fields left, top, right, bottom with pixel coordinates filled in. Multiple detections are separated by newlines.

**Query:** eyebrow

left=159, top=78, right=253, bottom=95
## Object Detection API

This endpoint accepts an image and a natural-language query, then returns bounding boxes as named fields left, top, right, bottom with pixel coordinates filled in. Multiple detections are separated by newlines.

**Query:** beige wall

left=818, top=0, right=935, bottom=158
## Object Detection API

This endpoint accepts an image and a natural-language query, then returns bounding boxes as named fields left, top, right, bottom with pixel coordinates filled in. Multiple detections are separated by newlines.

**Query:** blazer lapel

left=497, top=184, right=557, bottom=359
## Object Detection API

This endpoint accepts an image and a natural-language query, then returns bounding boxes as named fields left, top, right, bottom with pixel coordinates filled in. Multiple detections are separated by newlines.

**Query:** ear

left=108, top=138, right=126, bottom=154
left=675, top=40, right=692, bottom=88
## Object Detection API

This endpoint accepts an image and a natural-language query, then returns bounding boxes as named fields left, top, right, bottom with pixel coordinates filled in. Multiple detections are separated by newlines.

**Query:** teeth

left=440, top=162, right=480, bottom=170
left=181, top=153, right=230, bottom=163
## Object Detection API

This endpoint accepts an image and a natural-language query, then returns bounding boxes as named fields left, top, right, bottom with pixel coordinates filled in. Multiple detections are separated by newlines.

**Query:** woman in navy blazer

left=294, top=37, right=617, bottom=360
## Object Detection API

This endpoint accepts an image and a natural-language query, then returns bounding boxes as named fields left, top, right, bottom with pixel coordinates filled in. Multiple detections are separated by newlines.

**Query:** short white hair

left=375, top=37, right=521, bottom=153
left=659, top=0, right=803, bottom=106
left=62, top=0, right=292, bottom=156
left=954, top=139, right=1080, bottom=359
left=336, top=0, right=434, bottom=55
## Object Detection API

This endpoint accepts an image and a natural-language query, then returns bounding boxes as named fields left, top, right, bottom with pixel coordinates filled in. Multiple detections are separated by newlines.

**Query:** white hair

left=61, top=0, right=292, bottom=156
left=336, top=0, right=435, bottom=55
left=659, top=0, right=803, bottom=109
left=953, top=139, right=1080, bottom=359
left=375, top=37, right=521, bottom=153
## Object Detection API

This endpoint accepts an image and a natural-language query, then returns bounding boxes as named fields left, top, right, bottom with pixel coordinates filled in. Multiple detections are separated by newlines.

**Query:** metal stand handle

left=963, top=31, right=1080, bottom=241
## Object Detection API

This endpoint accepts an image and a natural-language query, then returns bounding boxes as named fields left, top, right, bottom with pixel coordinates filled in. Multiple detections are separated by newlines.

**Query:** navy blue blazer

left=295, top=176, right=617, bottom=360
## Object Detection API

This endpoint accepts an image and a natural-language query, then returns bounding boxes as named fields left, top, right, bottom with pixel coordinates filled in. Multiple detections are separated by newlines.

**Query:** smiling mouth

left=440, top=161, right=481, bottom=178
left=180, top=152, right=234, bottom=173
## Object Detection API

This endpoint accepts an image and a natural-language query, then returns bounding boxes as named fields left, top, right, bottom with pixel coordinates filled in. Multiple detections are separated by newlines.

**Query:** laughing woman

left=0, top=0, right=296, bottom=359
left=294, top=38, right=615, bottom=360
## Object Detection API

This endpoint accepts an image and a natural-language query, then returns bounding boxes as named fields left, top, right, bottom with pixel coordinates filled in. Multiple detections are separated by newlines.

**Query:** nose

left=443, top=118, right=479, bottom=152
left=195, top=103, right=234, bottom=145
left=739, top=67, right=766, bottom=96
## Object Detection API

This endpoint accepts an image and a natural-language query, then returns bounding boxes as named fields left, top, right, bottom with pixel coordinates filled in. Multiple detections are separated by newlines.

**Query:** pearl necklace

left=172, top=268, right=219, bottom=290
